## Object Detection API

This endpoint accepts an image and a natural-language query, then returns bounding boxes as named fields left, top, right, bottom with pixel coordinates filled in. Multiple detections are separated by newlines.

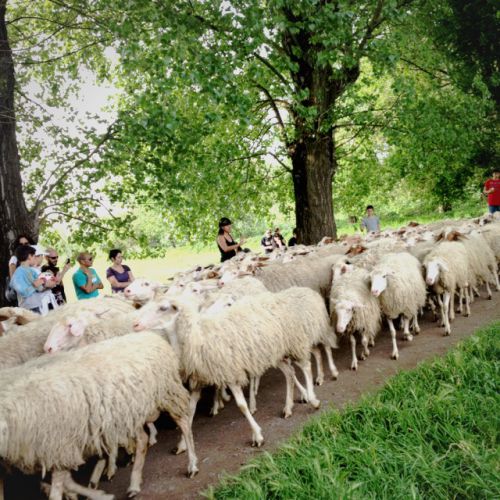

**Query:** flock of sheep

left=0, top=212, right=499, bottom=499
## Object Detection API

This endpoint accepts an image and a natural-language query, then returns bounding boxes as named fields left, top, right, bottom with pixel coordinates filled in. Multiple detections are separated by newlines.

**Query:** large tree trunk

left=0, top=1, right=37, bottom=306
left=292, top=131, right=337, bottom=245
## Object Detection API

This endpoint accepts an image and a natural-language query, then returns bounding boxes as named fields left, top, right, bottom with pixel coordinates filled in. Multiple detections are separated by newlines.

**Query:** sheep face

left=425, top=259, right=448, bottom=286
left=44, top=315, right=88, bottom=353
left=203, top=295, right=236, bottom=315
left=124, top=278, right=159, bottom=303
left=370, top=272, right=389, bottom=297
left=133, top=299, right=180, bottom=332
left=218, top=269, right=240, bottom=286
left=334, top=300, right=363, bottom=333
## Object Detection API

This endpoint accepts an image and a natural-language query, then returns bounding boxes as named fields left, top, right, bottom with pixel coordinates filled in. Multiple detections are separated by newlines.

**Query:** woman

left=8, top=234, right=34, bottom=278
left=106, top=249, right=134, bottom=293
left=217, top=217, right=245, bottom=263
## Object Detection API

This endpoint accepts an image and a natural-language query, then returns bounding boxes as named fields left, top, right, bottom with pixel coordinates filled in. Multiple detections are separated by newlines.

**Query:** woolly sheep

left=0, top=332, right=198, bottom=499
left=370, top=252, right=427, bottom=358
left=123, top=278, right=167, bottom=306
left=133, top=287, right=334, bottom=447
left=423, top=241, right=470, bottom=335
left=330, top=267, right=381, bottom=370
left=0, top=296, right=135, bottom=370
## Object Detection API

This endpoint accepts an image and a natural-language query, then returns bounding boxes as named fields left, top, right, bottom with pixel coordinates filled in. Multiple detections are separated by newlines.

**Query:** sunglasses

left=48, top=256, right=59, bottom=259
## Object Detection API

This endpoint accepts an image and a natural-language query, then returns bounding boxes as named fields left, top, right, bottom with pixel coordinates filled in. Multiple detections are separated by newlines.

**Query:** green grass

left=205, top=322, right=500, bottom=500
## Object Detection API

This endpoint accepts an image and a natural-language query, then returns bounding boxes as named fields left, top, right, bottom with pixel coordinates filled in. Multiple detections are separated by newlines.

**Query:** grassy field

left=204, top=322, right=500, bottom=499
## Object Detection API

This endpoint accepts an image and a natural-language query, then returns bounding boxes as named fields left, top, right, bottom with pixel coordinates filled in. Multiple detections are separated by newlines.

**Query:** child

left=360, top=205, right=380, bottom=233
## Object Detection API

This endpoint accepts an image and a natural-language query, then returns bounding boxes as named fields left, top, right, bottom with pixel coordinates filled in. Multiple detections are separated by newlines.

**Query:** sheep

left=133, top=287, right=334, bottom=447
left=0, top=307, right=40, bottom=336
left=370, top=252, right=427, bottom=358
left=330, top=267, right=381, bottom=370
left=0, top=331, right=198, bottom=499
left=0, top=296, right=136, bottom=370
left=423, top=241, right=470, bottom=335
left=123, top=278, right=167, bottom=306
left=252, top=254, right=346, bottom=300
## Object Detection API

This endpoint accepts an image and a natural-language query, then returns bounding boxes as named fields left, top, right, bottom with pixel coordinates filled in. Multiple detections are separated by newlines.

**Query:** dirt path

left=4, top=291, right=500, bottom=499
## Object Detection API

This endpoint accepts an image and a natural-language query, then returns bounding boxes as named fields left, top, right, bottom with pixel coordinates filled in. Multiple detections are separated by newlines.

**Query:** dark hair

left=292, top=228, right=297, bottom=235
left=366, top=205, right=374, bottom=210
left=12, top=234, right=34, bottom=253
left=109, top=249, right=122, bottom=260
left=218, top=217, right=232, bottom=235
left=16, top=245, right=36, bottom=263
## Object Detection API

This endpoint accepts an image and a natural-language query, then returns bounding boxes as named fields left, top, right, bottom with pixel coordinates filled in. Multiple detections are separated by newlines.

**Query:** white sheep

left=133, top=287, right=333, bottom=447
left=423, top=241, right=470, bottom=335
left=370, top=252, right=427, bottom=358
left=330, top=267, right=381, bottom=370
left=0, top=296, right=135, bottom=370
left=123, top=278, right=167, bottom=306
left=0, top=332, right=198, bottom=499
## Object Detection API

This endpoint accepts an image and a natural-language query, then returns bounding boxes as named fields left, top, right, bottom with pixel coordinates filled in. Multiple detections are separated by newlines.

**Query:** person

left=106, top=249, right=134, bottom=293
left=217, top=217, right=245, bottom=263
left=274, top=227, right=286, bottom=248
left=72, top=252, right=103, bottom=300
left=360, top=205, right=380, bottom=233
left=483, top=169, right=500, bottom=214
left=288, top=228, right=298, bottom=247
left=10, top=245, right=55, bottom=314
left=8, top=234, right=34, bottom=278
left=41, top=248, right=72, bottom=305
left=261, top=229, right=275, bottom=254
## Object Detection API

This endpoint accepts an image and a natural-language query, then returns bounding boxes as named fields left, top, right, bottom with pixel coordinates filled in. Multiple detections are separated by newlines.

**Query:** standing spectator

left=216, top=217, right=245, bottom=263
left=288, top=228, right=298, bottom=247
left=10, top=245, right=53, bottom=314
left=8, top=234, right=34, bottom=278
left=72, top=252, right=103, bottom=300
left=41, top=248, right=71, bottom=305
left=483, top=169, right=500, bottom=214
left=106, top=249, right=134, bottom=293
left=261, top=229, right=275, bottom=254
left=360, top=205, right=381, bottom=233
left=274, top=227, right=286, bottom=248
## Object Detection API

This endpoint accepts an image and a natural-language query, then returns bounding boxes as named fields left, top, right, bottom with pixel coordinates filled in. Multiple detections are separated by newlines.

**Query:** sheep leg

left=210, top=387, right=225, bottom=417
left=294, top=359, right=320, bottom=409
left=49, top=471, right=65, bottom=500
left=402, top=317, right=413, bottom=341
left=491, top=268, right=500, bottom=291
left=227, top=383, right=264, bottom=447
left=89, top=459, right=106, bottom=489
left=442, top=291, right=451, bottom=335
left=248, top=377, right=257, bottom=415
left=220, top=384, right=232, bottom=402
left=387, top=318, right=399, bottom=360
left=322, top=344, right=339, bottom=380
left=172, top=414, right=199, bottom=478
left=292, top=373, right=309, bottom=402
left=449, top=292, right=455, bottom=321
left=106, top=446, right=118, bottom=480
left=127, top=427, right=149, bottom=497
left=457, top=288, right=463, bottom=314
left=147, top=422, right=158, bottom=446
left=463, top=287, right=470, bottom=317
left=349, top=334, right=358, bottom=370
left=60, top=470, right=114, bottom=500
left=175, top=389, right=201, bottom=455
left=437, top=294, right=445, bottom=327
left=360, top=334, right=370, bottom=358
left=413, top=314, right=421, bottom=334
left=278, top=360, right=295, bottom=418
left=312, top=346, right=324, bottom=385
left=485, top=280, right=492, bottom=299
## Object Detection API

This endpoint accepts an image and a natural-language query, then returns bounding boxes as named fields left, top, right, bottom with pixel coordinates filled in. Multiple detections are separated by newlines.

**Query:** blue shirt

left=361, top=215, right=380, bottom=232
left=11, top=265, right=40, bottom=298
left=73, top=268, right=101, bottom=300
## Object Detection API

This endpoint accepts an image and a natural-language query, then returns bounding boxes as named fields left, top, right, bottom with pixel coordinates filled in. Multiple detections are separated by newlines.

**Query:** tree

left=100, top=0, right=412, bottom=244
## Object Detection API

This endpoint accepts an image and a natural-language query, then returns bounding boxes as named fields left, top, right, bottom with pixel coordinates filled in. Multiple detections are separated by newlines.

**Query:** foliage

left=206, top=322, right=500, bottom=499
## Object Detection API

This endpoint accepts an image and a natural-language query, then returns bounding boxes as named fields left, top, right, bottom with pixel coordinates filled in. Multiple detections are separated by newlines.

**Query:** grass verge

left=205, top=322, right=500, bottom=499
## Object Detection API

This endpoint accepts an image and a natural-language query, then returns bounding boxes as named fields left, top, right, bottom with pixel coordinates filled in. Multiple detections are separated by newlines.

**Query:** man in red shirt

left=483, top=170, right=500, bottom=214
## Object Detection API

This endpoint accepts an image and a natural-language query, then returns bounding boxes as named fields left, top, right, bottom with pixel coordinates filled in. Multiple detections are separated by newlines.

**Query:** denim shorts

left=488, top=205, right=500, bottom=214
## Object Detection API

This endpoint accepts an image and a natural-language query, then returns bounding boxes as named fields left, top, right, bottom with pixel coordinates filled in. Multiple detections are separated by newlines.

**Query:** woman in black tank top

left=217, top=217, right=245, bottom=262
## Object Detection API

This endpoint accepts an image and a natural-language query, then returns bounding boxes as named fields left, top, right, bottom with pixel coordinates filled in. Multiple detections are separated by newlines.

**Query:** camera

left=66, top=258, right=71, bottom=265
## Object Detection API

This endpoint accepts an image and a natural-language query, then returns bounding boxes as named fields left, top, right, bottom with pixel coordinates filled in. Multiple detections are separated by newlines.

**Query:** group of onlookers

left=6, top=239, right=134, bottom=315
left=261, top=227, right=295, bottom=254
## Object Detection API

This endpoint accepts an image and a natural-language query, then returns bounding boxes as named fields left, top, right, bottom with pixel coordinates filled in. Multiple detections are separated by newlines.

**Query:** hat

left=219, top=217, right=232, bottom=227
left=33, top=244, right=48, bottom=256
